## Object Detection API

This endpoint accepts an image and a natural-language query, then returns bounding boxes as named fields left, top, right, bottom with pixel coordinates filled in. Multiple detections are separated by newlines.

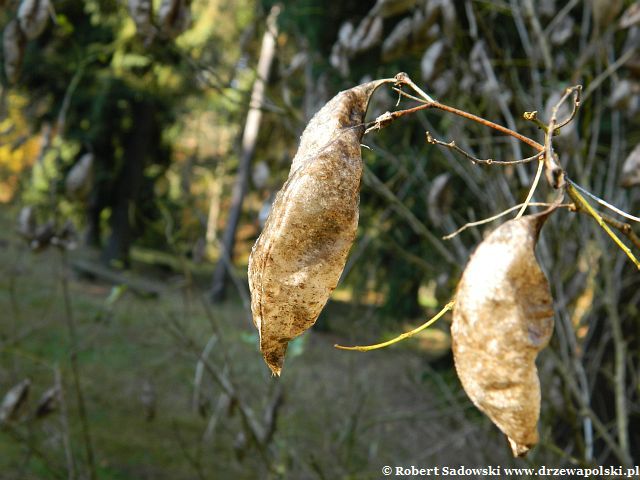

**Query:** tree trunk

left=210, top=5, right=280, bottom=301
left=103, top=102, right=155, bottom=266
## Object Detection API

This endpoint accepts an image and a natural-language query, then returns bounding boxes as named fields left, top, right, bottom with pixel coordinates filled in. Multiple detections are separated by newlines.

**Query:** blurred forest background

left=1, top=0, right=639, bottom=478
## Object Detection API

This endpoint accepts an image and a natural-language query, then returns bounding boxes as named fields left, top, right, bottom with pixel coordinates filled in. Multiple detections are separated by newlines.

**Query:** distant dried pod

left=128, top=0, right=153, bottom=40
left=34, top=386, right=60, bottom=419
left=619, top=2, right=640, bottom=29
left=427, top=172, right=452, bottom=227
left=157, top=0, right=192, bottom=38
left=452, top=212, right=555, bottom=456
left=349, top=15, right=383, bottom=53
left=0, top=379, right=31, bottom=423
left=17, top=0, right=50, bottom=40
left=17, top=205, right=37, bottom=240
left=248, top=78, right=392, bottom=375
left=3, top=19, right=27, bottom=84
left=621, top=144, right=640, bottom=188
left=591, top=0, right=623, bottom=30
left=65, top=152, right=94, bottom=201
left=420, top=40, right=446, bottom=83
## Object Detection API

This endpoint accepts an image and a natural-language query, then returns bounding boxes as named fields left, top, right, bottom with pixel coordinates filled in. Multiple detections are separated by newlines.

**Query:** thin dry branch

left=443, top=202, right=571, bottom=240
left=555, top=85, right=582, bottom=131
left=515, top=159, right=545, bottom=218
left=425, top=131, right=541, bottom=165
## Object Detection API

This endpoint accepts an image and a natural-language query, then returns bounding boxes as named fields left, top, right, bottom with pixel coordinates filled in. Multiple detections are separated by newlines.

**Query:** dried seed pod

left=3, top=19, right=26, bottom=84
left=34, top=386, right=60, bottom=419
left=0, top=379, right=31, bottom=423
left=452, top=212, right=555, bottom=457
left=17, top=0, right=51, bottom=40
left=157, top=0, right=191, bottom=38
left=420, top=40, right=446, bottom=83
left=16, top=205, right=37, bottom=240
left=427, top=172, right=452, bottom=227
left=128, top=0, right=153, bottom=40
left=621, top=144, right=640, bottom=188
left=65, top=152, right=94, bottom=201
left=248, top=79, right=391, bottom=375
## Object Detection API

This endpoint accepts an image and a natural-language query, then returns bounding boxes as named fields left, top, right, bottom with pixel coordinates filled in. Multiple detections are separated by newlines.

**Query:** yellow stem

left=568, top=184, right=640, bottom=270
left=334, top=301, right=455, bottom=352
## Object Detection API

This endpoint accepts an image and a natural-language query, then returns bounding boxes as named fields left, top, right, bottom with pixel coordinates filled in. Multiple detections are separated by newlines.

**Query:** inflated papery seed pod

left=3, top=19, right=26, bottom=83
left=17, top=0, right=50, bottom=40
left=157, top=0, right=191, bottom=38
left=34, top=386, right=60, bottom=419
left=0, top=379, right=31, bottom=423
left=249, top=78, right=392, bottom=375
left=16, top=205, right=37, bottom=240
left=65, top=152, right=94, bottom=201
left=452, top=211, right=555, bottom=457
left=128, top=0, right=153, bottom=40
left=427, top=172, right=452, bottom=227
left=621, top=144, right=640, bottom=188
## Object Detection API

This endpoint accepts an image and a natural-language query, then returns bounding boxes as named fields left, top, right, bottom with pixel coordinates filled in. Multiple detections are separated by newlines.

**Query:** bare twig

left=515, top=159, right=545, bottom=218
left=426, top=131, right=541, bottom=165
left=391, top=87, right=428, bottom=105
left=55, top=366, right=76, bottom=480
left=363, top=166, right=457, bottom=265
left=393, top=72, right=435, bottom=103
left=444, top=202, right=570, bottom=240
left=602, top=255, right=632, bottom=467
left=555, top=85, right=582, bottom=131
left=59, top=251, right=96, bottom=480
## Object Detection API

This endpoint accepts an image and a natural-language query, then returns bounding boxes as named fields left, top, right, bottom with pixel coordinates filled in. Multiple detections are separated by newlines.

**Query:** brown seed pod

left=157, top=0, right=191, bottom=39
left=34, top=386, right=60, bottom=419
left=3, top=19, right=26, bottom=84
left=451, top=212, right=555, bottom=457
left=248, top=78, right=391, bottom=375
left=128, top=0, right=153, bottom=40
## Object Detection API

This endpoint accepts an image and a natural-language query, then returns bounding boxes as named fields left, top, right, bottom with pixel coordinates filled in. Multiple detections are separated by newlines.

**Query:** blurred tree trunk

left=210, top=5, right=280, bottom=301
left=103, top=102, right=155, bottom=266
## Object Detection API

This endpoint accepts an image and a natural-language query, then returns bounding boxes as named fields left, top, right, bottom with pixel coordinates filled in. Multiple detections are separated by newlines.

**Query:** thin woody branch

left=372, top=74, right=640, bottom=268
left=425, top=131, right=542, bottom=166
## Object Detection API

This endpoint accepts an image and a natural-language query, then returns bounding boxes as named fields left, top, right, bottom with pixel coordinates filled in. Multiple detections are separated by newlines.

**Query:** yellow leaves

left=0, top=93, right=41, bottom=203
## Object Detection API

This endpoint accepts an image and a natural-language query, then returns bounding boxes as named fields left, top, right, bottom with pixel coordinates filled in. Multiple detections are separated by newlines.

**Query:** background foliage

left=1, top=0, right=639, bottom=478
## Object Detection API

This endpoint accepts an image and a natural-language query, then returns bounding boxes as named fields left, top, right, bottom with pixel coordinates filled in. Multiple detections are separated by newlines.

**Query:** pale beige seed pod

left=249, top=78, right=392, bottom=375
left=17, top=0, right=51, bottom=40
left=621, top=144, right=640, bottom=188
left=0, top=379, right=31, bottom=424
left=128, top=0, right=153, bottom=39
left=451, top=212, right=555, bottom=456
left=3, top=19, right=27, bottom=84
left=65, top=152, right=94, bottom=201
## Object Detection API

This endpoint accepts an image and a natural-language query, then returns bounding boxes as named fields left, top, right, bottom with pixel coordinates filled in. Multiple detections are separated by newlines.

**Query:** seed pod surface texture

left=452, top=213, right=554, bottom=456
left=249, top=79, right=388, bottom=375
